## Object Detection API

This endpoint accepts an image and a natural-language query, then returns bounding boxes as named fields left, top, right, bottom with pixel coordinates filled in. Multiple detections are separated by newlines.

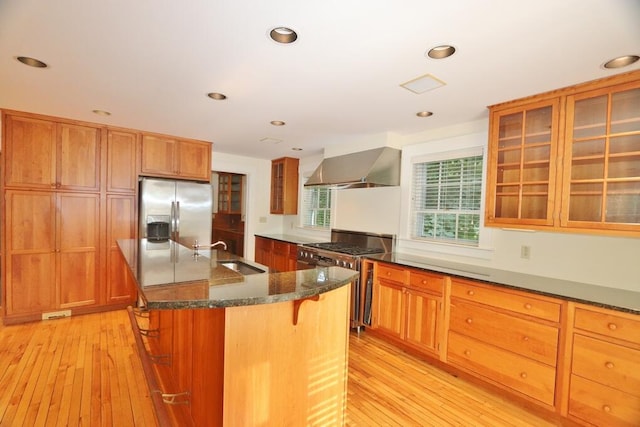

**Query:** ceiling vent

left=400, top=73, right=446, bottom=94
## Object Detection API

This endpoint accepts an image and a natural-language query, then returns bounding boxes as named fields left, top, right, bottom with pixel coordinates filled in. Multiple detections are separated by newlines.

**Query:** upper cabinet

left=141, top=133, right=211, bottom=182
left=270, top=157, right=299, bottom=215
left=486, top=70, right=640, bottom=236
left=106, top=129, right=139, bottom=193
left=218, top=172, right=243, bottom=214
left=4, top=113, right=101, bottom=191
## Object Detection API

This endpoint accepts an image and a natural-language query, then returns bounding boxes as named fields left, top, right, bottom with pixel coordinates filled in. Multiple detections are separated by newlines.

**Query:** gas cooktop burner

left=304, top=242, right=385, bottom=256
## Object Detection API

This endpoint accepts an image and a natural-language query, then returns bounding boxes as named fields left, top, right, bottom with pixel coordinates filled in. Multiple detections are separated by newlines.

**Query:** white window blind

left=303, top=186, right=332, bottom=228
left=411, top=154, right=483, bottom=245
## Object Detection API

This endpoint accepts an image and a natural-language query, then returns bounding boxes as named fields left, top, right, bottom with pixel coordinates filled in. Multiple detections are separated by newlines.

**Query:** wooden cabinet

left=141, top=133, right=211, bottom=181
left=561, top=81, right=640, bottom=233
left=566, top=304, right=640, bottom=426
left=3, top=113, right=101, bottom=191
left=4, top=191, right=100, bottom=316
left=270, top=157, right=299, bottom=214
left=447, top=278, right=562, bottom=407
left=217, top=173, right=242, bottom=214
left=106, top=129, right=139, bottom=193
left=371, top=262, right=444, bottom=357
left=254, top=236, right=297, bottom=272
left=106, top=195, right=137, bottom=304
left=486, top=99, right=560, bottom=226
left=486, top=70, right=640, bottom=236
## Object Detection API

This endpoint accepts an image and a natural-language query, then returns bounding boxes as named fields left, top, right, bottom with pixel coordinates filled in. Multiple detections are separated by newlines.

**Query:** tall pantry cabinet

left=1, top=111, right=138, bottom=323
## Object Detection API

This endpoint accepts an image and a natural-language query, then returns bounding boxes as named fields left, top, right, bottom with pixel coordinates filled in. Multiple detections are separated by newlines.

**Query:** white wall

left=211, top=151, right=278, bottom=261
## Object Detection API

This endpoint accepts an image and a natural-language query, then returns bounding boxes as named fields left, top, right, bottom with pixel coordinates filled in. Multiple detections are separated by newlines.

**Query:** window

left=411, top=152, right=483, bottom=245
left=303, top=186, right=332, bottom=228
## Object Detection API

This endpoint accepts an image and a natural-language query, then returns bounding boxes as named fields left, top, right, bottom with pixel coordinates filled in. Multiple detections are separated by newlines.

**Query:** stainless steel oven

left=297, top=229, right=395, bottom=330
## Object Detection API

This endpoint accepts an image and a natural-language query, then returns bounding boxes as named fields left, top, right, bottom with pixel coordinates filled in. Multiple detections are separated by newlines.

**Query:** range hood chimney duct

left=304, top=147, right=401, bottom=189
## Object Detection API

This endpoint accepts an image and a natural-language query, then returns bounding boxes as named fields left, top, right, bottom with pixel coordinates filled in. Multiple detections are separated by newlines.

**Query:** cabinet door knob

left=467, top=290, right=475, bottom=296
left=522, top=336, right=530, bottom=342
left=602, top=405, right=612, bottom=413
left=463, top=350, right=470, bottom=356
left=605, top=361, right=615, bottom=369
left=386, top=271, right=392, bottom=276
left=524, top=303, right=532, bottom=310
left=520, top=372, right=528, bottom=379
left=608, top=323, right=617, bottom=330
left=422, top=280, right=427, bottom=285
left=466, top=318, right=473, bottom=324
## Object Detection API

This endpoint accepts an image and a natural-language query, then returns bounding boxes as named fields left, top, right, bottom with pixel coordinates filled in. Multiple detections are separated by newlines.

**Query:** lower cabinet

left=566, top=304, right=640, bottom=426
left=369, top=260, right=640, bottom=426
left=371, top=262, right=444, bottom=357
left=448, top=278, right=561, bottom=407
left=254, top=236, right=297, bottom=272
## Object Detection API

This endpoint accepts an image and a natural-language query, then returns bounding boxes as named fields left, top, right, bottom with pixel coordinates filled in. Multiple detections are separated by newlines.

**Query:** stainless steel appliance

left=139, top=177, right=212, bottom=248
left=297, top=229, right=395, bottom=330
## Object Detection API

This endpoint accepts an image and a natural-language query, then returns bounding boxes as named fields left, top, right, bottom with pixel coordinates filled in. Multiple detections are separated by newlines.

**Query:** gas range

left=297, top=229, right=395, bottom=330
left=297, top=229, right=394, bottom=270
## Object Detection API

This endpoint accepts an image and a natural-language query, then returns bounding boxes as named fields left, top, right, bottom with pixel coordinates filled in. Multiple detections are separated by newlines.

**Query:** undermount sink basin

left=220, top=261, right=265, bottom=275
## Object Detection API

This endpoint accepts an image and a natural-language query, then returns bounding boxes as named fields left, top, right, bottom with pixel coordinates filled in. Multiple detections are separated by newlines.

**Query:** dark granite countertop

left=367, top=252, right=640, bottom=315
left=117, top=239, right=358, bottom=310
left=254, top=233, right=327, bottom=245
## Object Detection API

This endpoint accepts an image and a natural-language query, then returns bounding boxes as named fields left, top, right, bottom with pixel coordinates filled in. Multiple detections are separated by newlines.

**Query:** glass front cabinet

left=486, top=71, right=640, bottom=236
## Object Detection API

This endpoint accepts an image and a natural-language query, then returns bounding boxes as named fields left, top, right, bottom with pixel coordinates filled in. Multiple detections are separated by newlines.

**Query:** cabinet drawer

left=448, top=331, right=556, bottom=406
left=409, top=271, right=444, bottom=295
left=377, top=263, right=406, bottom=284
left=572, top=334, right=640, bottom=396
left=272, top=240, right=291, bottom=255
left=574, top=307, right=640, bottom=344
left=451, top=280, right=561, bottom=322
left=450, top=300, right=559, bottom=366
left=569, top=374, right=640, bottom=427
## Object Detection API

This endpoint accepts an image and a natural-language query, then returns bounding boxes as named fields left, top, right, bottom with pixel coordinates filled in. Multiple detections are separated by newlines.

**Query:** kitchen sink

left=220, top=261, right=265, bottom=275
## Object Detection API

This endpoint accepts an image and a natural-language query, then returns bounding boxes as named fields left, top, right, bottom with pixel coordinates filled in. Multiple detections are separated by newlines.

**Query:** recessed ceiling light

left=269, top=27, right=298, bottom=44
left=427, top=45, right=456, bottom=59
left=17, top=56, right=48, bottom=68
left=207, top=92, right=227, bottom=100
left=416, top=111, right=433, bottom=118
left=92, top=109, right=111, bottom=116
left=291, top=147, right=303, bottom=151
left=603, top=55, right=639, bottom=69
left=270, top=120, right=286, bottom=126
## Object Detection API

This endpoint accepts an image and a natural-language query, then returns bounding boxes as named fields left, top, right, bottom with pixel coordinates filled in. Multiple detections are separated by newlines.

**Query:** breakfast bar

left=118, top=239, right=358, bottom=426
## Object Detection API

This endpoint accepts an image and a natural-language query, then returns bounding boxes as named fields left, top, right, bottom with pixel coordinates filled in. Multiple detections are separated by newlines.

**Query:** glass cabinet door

left=488, top=99, right=559, bottom=225
left=562, top=83, right=640, bottom=231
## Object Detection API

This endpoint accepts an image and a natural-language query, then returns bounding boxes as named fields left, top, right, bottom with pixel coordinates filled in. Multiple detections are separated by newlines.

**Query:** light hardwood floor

left=0, top=310, right=562, bottom=426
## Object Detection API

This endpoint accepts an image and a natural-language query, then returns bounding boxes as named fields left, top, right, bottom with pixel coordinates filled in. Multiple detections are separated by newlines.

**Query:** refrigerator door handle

left=175, top=201, right=181, bottom=242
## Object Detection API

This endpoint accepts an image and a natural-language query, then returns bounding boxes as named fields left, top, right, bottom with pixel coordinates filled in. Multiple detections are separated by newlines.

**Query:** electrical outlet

left=520, top=245, right=531, bottom=259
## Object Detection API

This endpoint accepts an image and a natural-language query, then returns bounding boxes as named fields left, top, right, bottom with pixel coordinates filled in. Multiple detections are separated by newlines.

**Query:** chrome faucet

left=193, top=240, right=227, bottom=256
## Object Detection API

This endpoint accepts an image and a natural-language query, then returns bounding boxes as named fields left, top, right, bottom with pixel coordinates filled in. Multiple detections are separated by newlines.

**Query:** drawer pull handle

left=467, top=290, right=475, bottom=296
left=465, top=318, right=473, bottom=324
left=605, top=362, right=614, bottom=369
left=520, top=372, right=527, bottom=379
left=386, top=271, right=392, bottom=276
left=524, top=303, right=532, bottom=310
left=608, top=323, right=617, bottom=331
left=602, top=405, right=611, bottom=413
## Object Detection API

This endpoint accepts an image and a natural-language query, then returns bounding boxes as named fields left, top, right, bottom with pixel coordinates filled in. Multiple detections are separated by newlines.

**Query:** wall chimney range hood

left=304, top=147, right=401, bottom=189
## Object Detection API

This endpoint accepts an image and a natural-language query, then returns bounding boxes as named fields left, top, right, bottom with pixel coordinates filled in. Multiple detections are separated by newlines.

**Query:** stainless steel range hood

left=304, top=147, right=401, bottom=189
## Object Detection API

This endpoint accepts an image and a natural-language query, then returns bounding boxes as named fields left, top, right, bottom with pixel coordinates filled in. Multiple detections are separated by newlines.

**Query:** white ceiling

left=1, top=0, right=639, bottom=160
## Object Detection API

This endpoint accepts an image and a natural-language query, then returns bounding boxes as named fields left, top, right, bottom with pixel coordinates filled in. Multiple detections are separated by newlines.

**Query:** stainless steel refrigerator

left=139, top=177, right=212, bottom=248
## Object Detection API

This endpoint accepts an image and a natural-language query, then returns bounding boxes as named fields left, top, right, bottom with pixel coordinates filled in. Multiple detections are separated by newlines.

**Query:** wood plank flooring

left=0, top=310, right=562, bottom=426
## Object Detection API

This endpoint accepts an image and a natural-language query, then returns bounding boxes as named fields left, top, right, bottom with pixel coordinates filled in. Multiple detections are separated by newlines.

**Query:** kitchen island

left=117, top=239, right=358, bottom=427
